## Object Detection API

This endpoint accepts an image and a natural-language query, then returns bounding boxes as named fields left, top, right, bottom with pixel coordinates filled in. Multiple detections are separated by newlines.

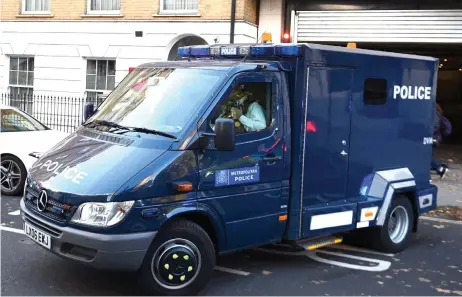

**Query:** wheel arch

left=160, top=206, right=226, bottom=254
left=1, top=152, right=20, bottom=160
left=1, top=152, right=31, bottom=171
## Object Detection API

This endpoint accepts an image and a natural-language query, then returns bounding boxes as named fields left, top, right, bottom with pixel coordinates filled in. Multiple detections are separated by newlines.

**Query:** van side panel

left=285, top=46, right=437, bottom=241
left=347, top=58, right=437, bottom=200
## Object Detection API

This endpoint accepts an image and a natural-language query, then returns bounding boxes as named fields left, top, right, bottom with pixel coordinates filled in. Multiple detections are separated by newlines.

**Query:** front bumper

left=20, top=198, right=156, bottom=271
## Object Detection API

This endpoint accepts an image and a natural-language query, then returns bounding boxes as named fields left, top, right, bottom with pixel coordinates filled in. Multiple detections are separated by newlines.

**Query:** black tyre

left=1, top=155, right=26, bottom=196
left=139, top=219, right=216, bottom=296
left=368, top=195, right=414, bottom=253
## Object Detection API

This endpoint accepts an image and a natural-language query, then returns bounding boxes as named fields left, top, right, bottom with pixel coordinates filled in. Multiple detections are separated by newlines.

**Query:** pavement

left=435, top=144, right=462, bottom=170
left=433, top=144, right=462, bottom=208
left=1, top=191, right=462, bottom=296
left=431, top=168, right=462, bottom=208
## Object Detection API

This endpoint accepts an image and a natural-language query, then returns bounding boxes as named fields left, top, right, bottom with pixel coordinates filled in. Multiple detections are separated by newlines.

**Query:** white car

left=0, top=104, right=69, bottom=196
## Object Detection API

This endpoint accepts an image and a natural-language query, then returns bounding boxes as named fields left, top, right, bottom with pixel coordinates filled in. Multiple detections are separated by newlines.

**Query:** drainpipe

left=230, top=0, right=237, bottom=43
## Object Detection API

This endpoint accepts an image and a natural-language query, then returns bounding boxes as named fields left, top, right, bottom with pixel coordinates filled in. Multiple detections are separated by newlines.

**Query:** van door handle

left=263, top=156, right=282, bottom=162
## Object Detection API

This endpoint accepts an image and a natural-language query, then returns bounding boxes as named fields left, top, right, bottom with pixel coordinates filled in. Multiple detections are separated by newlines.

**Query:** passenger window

left=364, top=78, right=387, bottom=105
left=210, top=82, right=273, bottom=135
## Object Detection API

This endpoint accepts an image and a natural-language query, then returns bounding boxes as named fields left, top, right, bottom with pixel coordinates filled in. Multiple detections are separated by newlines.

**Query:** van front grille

left=24, top=187, right=75, bottom=223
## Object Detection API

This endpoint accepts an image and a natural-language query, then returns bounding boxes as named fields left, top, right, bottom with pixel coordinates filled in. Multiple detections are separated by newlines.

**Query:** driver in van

left=229, top=87, right=267, bottom=132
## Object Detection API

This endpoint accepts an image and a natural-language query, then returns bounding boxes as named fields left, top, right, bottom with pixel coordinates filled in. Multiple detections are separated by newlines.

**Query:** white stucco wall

left=0, top=20, right=258, bottom=97
left=258, top=0, right=284, bottom=43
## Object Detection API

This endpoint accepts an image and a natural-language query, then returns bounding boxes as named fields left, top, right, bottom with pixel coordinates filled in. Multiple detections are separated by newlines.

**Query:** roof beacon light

left=177, top=47, right=190, bottom=57
left=347, top=42, right=357, bottom=48
left=251, top=45, right=276, bottom=56
left=190, top=46, right=210, bottom=57
left=276, top=45, right=302, bottom=56
left=261, top=32, right=272, bottom=43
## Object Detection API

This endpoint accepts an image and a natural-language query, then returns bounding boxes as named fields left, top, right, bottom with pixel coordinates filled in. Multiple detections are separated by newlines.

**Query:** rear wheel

left=139, top=219, right=216, bottom=296
left=1, top=155, right=26, bottom=196
left=368, top=195, right=414, bottom=253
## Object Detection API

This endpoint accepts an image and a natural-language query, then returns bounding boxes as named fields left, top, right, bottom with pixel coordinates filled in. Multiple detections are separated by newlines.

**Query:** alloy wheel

left=0, top=160, right=22, bottom=194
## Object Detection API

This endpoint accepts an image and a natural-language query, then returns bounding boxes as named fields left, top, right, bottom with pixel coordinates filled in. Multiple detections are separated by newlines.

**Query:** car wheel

left=1, top=155, right=26, bottom=196
left=367, top=195, right=414, bottom=254
left=139, top=219, right=216, bottom=296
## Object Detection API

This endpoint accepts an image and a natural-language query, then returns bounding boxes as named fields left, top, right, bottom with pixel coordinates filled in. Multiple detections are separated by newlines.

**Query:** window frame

left=85, top=59, right=116, bottom=100
left=86, top=0, right=121, bottom=15
left=159, top=0, right=199, bottom=15
left=21, top=0, right=51, bottom=14
left=204, top=72, right=278, bottom=142
left=8, top=56, right=35, bottom=95
left=363, top=78, right=388, bottom=106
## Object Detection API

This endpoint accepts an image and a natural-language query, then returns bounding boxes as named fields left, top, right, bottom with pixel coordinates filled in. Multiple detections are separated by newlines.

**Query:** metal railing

left=1, top=94, right=104, bottom=133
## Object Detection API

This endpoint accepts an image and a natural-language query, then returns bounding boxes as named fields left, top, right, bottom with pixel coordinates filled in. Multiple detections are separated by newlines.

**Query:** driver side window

left=210, top=81, right=273, bottom=136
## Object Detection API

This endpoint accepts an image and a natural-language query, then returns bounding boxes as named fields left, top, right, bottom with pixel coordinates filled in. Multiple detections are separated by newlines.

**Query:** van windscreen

left=87, top=67, right=224, bottom=137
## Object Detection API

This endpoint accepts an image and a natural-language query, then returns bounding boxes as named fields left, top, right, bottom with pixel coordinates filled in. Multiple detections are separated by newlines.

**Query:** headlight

left=71, top=201, right=134, bottom=227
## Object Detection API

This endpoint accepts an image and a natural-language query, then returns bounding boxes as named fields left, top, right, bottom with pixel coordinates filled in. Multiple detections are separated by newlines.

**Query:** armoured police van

left=21, top=43, right=439, bottom=295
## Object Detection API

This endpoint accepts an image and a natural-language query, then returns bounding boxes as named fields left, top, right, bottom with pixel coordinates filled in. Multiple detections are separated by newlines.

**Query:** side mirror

left=83, top=102, right=95, bottom=122
left=214, top=118, right=235, bottom=151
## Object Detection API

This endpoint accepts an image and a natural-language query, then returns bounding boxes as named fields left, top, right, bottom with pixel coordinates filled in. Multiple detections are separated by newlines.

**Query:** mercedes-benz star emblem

left=37, top=190, right=48, bottom=212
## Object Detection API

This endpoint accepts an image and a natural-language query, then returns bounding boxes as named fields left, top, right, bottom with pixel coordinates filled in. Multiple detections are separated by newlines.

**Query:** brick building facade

left=0, top=0, right=259, bottom=97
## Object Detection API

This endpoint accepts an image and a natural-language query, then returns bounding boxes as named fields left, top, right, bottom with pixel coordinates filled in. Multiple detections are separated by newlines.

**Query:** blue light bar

left=190, top=46, right=210, bottom=57
left=276, top=45, right=302, bottom=57
left=176, top=44, right=303, bottom=59
left=251, top=45, right=276, bottom=56
left=177, top=47, right=190, bottom=57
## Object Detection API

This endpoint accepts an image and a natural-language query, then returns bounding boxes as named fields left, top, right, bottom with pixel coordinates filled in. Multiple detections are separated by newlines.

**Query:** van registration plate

left=24, top=222, right=51, bottom=249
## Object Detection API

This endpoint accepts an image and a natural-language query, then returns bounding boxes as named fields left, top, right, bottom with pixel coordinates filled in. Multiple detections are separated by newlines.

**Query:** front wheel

left=368, top=195, right=414, bottom=253
left=1, top=155, right=26, bottom=196
left=139, top=219, right=216, bottom=296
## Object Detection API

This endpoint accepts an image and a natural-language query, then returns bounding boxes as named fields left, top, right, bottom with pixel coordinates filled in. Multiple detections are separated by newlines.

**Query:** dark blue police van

left=21, top=43, right=439, bottom=295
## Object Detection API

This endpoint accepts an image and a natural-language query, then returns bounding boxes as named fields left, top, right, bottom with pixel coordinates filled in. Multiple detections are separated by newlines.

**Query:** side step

left=296, top=236, right=343, bottom=251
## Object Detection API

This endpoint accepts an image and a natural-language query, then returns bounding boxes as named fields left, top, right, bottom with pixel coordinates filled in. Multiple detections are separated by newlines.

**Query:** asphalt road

left=2, top=195, right=462, bottom=296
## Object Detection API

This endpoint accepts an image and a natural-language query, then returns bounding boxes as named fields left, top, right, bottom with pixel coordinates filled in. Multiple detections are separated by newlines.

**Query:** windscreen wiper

left=115, top=126, right=177, bottom=139
left=84, top=120, right=177, bottom=139
left=83, top=120, right=127, bottom=130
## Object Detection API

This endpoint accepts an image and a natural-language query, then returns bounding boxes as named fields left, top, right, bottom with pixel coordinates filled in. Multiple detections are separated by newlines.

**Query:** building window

left=363, top=78, right=387, bottom=105
left=160, top=0, right=198, bottom=13
left=9, top=57, right=34, bottom=96
left=22, top=0, right=50, bottom=14
left=8, top=57, right=34, bottom=113
left=86, top=59, right=116, bottom=101
left=87, top=0, right=120, bottom=14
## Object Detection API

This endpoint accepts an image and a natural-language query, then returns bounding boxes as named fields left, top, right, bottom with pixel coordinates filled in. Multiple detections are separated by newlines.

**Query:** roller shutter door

left=291, top=10, right=462, bottom=43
